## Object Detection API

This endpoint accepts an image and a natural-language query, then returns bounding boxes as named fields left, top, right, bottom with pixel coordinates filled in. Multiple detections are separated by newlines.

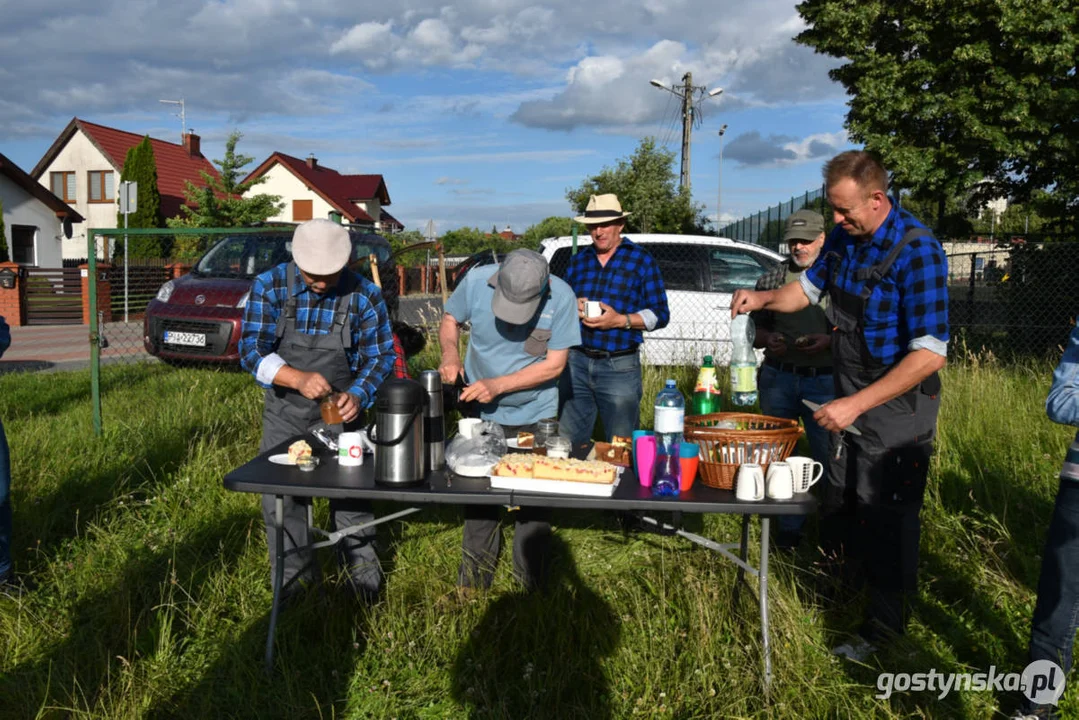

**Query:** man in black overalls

left=731, top=151, right=949, bottom=659
left=240, top=219, right=396, bottom=603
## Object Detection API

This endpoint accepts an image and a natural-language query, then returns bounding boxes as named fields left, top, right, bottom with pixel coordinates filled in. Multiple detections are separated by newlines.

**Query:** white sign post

left=118, top=181, right=137, bottom=322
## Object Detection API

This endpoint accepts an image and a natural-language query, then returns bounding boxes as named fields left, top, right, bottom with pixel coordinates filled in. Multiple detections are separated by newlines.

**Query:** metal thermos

left=371, top=377, right=426, bottom=485
left=420, top=370, right=445, bottom=472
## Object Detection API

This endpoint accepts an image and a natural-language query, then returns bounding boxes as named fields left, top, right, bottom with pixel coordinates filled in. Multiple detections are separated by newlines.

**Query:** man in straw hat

left=439, top=249, right=581, bottom=592
left=240, top=218, right=397, bottom=605
left=559, top=193, right=669, bottom=449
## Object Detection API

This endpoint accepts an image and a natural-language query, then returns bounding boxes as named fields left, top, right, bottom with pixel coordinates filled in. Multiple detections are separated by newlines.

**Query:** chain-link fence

left=719, top=185, right=828, bottom=251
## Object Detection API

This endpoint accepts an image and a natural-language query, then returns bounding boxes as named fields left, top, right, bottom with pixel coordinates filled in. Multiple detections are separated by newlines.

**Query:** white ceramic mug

left=338, top=431, right=364, bottom=466
left=786, top=455, right=823, bottom=493
left=584, top=300, right=602, bottom=318
left=735, top=463, right=765, bottom=502
left=458, top=418, right=482, bottom=439
left=766, top=461, right=794, bottom=500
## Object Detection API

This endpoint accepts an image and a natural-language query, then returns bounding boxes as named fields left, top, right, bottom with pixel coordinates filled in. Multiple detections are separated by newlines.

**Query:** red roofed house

left=30, top=118, right=220, bottom=259
left=243, top=152, right=400, bottom=233
left=0, top=152, right=83, bottom=268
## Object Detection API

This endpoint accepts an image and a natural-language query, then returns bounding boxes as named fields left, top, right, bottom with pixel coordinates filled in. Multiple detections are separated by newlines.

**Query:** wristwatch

left=624, top=313, right=633, bottom=330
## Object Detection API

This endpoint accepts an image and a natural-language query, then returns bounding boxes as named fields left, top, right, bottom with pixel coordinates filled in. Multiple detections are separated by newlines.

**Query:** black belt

left=574, top=346, right=638, bottom=359
left=764, top=356, right=833, bottom=377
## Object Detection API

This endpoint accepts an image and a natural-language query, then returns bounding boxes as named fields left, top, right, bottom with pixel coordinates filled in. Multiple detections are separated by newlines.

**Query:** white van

left=538, top=234, right=785, bottom=366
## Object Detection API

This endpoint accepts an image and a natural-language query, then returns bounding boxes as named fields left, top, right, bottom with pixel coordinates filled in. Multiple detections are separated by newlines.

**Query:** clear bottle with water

left=730, top=314, right=758, bottom=407
left=652, top=379, right=684, bottom=496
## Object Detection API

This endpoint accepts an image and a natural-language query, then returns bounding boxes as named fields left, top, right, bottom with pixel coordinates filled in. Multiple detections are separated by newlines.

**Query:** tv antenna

left=159, top=98, right=187, bottom=140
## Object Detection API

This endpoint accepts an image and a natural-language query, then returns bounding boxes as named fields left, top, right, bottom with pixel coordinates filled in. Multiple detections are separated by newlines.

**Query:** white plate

left=489, top=473, right=621, bottom=498
left=452, top=462, right=496, bottom=478
left=268, top=453, right=295, bottom=466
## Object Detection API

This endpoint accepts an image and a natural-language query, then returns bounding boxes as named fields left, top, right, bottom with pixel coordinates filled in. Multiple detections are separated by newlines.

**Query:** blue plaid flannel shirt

left=239, top=264, right=395, bottom=409
left=563, top=239, right=670, bottom=352
left=802, top=204, right=949, bottom=366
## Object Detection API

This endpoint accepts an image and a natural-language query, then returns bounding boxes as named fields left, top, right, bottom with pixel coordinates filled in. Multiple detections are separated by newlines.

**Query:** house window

left=12, top=225, right=36, bottom=265
left=293, top=199, right=313, bottom=221
left=88, top=171, right=114, bottom=203
left=50, top=172, right=76, bottom=203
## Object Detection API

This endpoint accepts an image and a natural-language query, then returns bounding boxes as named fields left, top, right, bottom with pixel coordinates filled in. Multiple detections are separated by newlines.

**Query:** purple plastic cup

left=635, top=434, right=657, bottom=488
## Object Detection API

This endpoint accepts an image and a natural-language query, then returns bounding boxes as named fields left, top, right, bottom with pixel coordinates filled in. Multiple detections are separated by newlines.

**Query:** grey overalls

left=819, top=229, right=942, bottom=639
left=258, top=263, right=381, bottom=599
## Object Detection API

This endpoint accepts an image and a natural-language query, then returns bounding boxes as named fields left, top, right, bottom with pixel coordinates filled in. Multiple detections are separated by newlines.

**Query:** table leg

left=733, top=514, right=751, bottom=606
left=759, top=516, right=772, bottom=695
left=265, top=495, right=285, bottom=673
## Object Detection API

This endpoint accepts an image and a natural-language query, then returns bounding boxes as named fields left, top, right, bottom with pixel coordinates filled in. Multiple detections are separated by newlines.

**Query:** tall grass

left=0, top=349, right=1074, bottom=719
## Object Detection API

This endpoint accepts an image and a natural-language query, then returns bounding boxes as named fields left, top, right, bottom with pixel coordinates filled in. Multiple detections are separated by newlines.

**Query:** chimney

left=306, top=154, right=318, bottom=169
left=183, top=131, right=201, bottom=157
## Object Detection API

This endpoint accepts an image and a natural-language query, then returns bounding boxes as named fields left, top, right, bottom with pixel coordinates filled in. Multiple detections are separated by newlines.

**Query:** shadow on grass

left=450, top=535, right=619, bottom=719
left=17, top=420, right=219, bottom=567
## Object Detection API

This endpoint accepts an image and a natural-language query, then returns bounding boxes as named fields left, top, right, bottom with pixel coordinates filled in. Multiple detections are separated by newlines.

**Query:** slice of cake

left=533, top=457, right=617, bottom=484
left=491, top=455, right=535, bottom=478
left=287, top=440, right=312, bottom=464
left=593, top=442, right=631, bottom=467
left=610, top=435, right=632, bottom=448
left=516, top=431, right=535, bottom=448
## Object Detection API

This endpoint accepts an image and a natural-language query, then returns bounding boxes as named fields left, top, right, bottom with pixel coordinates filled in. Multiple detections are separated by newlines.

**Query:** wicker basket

left=684, top=413, right=804, bottom=491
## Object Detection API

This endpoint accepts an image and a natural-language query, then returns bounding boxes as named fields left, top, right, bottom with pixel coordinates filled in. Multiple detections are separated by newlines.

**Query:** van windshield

left=194, top=234, right=293, bottom=279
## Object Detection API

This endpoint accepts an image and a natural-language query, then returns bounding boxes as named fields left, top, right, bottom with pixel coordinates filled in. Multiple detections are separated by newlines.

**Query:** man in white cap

left=560, top=193, right=669, bottom=448
left=240, top=218, right=396, bottom=604
left=438, top=249, right=580, bottom=592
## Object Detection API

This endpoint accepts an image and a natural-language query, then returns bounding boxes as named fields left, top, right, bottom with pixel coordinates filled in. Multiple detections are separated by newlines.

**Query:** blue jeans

left=758, top=364, right=834, bottom=540
left=0, top=418, right=10, bottom=580
left=559, top=350, right=643, bottom=446
left=1023, top=479, right=1079, bottom=714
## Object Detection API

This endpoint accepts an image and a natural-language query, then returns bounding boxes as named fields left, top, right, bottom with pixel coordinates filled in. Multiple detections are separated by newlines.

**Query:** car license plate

left=164, top=330, right=207, bottom=347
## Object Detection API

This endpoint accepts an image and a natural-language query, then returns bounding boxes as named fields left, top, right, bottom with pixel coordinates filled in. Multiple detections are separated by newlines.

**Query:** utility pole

left=650, top=77, right=723, bottom=194
left=680, top=72, right=693, bottom=192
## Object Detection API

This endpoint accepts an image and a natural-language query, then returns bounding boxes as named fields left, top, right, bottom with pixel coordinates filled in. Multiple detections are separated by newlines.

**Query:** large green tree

left=169, top=131, right=283, bottom=230
left=114, top=136, right=166, bottom=259
left=567, top=137, right=708, bottom=234
left=796, top=0, right=1079, bottom=227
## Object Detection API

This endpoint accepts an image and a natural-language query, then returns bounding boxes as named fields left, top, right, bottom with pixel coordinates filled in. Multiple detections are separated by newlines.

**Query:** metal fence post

left=968, top=252, right=977, bottom=335
left=88, top=230, right=102, bottom=438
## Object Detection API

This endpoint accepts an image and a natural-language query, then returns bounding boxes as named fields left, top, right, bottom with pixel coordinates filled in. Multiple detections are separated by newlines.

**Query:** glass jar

left=533, top=418, right=559, bottom=455
left=545, top=436, right=571, bottom=459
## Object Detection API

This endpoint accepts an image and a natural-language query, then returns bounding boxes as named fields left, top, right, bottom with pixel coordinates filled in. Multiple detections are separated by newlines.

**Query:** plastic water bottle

left=652, top=379, right=684, bottom=496
left=730, top=314, right=758, bottom=407
left=692, top=355, right=722, bottom=415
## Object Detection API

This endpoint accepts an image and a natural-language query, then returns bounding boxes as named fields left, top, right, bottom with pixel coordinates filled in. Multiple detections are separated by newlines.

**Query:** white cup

left=584, top=300, right=602, bottom=318
left=458, top=418, right=482, bottom=439
left=786, top=456, right=823, bottom=493
left=766, top=461, right=794, bottom=500
left=735, top=463, right=765, bottom=502
left=338, top=431, right=364, bottom=466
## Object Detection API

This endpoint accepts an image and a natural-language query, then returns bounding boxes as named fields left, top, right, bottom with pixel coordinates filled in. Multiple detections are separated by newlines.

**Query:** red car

left=143, top=229, right=396, bottom=363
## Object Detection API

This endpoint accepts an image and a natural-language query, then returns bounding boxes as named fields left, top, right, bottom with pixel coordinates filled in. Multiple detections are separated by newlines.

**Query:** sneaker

left=831, top=635, right=878, bottom=663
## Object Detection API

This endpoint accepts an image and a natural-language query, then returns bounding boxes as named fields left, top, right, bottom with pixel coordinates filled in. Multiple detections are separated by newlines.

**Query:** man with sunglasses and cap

left=240, top=218, right=396, bottom=604
left=559, top=194, right=670, bottom=448
left=750, top=209, right=834, bottom=551
left=439, top=249, right=580, bottom=593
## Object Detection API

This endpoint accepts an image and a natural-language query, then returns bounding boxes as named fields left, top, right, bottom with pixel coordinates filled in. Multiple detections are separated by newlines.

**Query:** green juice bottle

left=691, top=355, right=722, bottom=415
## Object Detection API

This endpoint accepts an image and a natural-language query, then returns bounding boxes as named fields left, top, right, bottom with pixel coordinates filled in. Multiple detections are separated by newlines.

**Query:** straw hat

left=573, top=193, right=632, bottom=225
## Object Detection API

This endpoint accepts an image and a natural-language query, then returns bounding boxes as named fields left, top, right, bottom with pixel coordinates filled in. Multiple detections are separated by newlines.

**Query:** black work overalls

left=258, top=263, right=381, bottom=599
left=820, top=229, right=942, bottom=639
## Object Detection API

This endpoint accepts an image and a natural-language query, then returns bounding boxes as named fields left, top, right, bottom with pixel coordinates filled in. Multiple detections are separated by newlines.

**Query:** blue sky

left=0, top=0, right=854, bottom=234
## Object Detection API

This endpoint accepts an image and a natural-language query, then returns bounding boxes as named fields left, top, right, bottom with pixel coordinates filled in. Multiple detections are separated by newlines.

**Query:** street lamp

left=717, top=124, right=728, bottom=235
left=648, top=74, right=722, bottom=192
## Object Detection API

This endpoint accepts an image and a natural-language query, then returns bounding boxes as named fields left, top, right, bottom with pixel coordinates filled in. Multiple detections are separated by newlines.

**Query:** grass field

left=0, top=346, right=1075, bottom=719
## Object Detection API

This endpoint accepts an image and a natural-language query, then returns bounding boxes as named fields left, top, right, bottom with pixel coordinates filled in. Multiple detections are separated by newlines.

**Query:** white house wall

left=37, top=130, right=120, bottom=260
left=253, top=164, right=336, bottom=223
left=0, top=175, right=65, bottom=267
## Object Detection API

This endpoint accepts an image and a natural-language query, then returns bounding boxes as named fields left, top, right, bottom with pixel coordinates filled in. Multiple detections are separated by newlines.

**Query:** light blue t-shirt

left=444, top=265, right=581, bottom=426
